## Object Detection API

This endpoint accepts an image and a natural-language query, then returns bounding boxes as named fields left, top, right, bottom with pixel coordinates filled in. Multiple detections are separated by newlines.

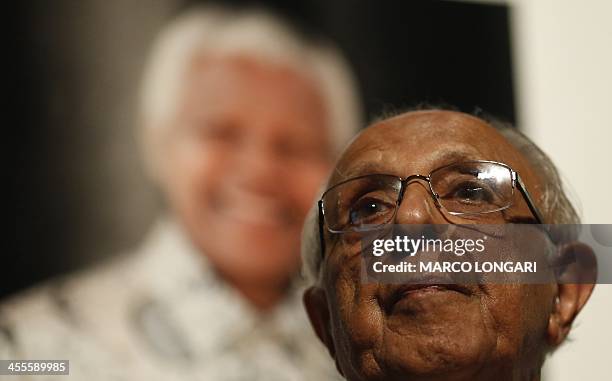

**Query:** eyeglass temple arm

left=514, top=172, right=545, bottom=224
left=318, top=200, right=327, bottom=259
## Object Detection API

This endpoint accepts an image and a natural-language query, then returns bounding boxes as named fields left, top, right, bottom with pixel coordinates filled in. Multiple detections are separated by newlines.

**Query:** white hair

left=138, top=5, right=362, bottom=176
left=300, top=113, right=581, bottom=287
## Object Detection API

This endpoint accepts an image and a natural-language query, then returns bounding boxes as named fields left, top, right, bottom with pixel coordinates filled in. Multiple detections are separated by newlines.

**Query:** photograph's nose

left=395, top=180, right=444, bottom=225
left=231, top=137, right=284, bottom=192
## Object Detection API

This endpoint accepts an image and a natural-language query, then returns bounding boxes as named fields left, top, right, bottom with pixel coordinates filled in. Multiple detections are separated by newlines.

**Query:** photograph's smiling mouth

left=211, top=186, right=295, bottom=228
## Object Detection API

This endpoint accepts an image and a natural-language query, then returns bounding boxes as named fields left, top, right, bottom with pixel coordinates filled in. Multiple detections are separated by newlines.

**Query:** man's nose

left=395, top=180, right=446, bottom=225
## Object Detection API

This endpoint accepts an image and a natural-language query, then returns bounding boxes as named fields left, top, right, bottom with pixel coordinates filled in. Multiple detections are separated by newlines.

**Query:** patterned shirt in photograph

left=0, top=219, right=340, bottom=381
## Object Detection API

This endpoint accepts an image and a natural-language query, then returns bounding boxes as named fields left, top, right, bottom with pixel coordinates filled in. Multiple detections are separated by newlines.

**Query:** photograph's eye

left=202, top=121, right=241, bottom=143
left=187, top=117, right=242, bottom=146
left=348, top=196, right=395, bottom=226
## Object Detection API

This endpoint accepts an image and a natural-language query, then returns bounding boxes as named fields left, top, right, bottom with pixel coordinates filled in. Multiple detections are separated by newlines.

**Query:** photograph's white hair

left=138, top=5, right=362, bottom=176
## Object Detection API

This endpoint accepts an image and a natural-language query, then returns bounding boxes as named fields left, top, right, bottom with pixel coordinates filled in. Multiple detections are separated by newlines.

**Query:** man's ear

left=304, top=286, right=336, bottom=359
left=547, top=242, right=597, bottom=347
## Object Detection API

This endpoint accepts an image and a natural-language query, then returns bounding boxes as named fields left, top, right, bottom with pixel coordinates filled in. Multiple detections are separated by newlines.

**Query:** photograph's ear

left=303, top=287, right=335, bottom=359
left=547, top=242, right=596, bottom=347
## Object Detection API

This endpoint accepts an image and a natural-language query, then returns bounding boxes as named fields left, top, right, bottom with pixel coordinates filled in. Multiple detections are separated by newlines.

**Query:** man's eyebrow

left=335, top=162, right=387, bottom=181
left=335, top=148, right=480, bottom=181
left=430, top=149, right=480, bottom=167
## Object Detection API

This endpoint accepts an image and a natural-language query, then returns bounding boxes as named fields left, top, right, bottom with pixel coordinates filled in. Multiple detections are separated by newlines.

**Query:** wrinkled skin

left=305, top=110, right=594, bottom=381
left=160, top=55, right=331, bottom=309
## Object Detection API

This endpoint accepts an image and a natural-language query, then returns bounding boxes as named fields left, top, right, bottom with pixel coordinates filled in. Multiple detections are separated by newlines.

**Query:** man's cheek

left=480, top=288, right=528, bottom=357
left=332, top=273, right=383, bottom=344
left=336, top=293, right=385, bottom=369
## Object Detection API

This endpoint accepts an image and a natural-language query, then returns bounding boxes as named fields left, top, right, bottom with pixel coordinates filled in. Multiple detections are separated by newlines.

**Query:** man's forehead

left=332, top=110, right=517, bottom=182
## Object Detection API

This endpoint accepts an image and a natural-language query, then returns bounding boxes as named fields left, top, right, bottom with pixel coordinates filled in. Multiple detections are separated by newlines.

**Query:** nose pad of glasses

left=396, top=177, right=442, bottom=224
left=399, top=175, right=437, bottom=203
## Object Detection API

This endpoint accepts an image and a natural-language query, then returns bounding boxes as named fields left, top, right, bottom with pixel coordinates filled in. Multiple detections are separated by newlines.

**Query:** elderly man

left=302, top=109, right=595, bottom=381
left=1, top=6, right=360, bottom=380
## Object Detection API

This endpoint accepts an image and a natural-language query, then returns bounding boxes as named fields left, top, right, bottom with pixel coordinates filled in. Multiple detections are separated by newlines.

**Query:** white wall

left=471, top=0, right=612, bottom=379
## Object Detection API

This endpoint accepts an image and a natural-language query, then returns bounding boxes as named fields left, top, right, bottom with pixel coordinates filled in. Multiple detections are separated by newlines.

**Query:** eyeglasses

left=317, top=160, right=545, bottom=255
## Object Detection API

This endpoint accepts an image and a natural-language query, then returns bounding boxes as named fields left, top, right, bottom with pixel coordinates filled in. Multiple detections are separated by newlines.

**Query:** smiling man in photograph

left=0, top=6, right=361, bottom=380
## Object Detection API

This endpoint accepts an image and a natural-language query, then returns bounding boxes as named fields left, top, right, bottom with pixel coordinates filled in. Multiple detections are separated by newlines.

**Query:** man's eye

left=452, top=184, right=493, bottom=203
left=348, top=197, right=393, bottom=226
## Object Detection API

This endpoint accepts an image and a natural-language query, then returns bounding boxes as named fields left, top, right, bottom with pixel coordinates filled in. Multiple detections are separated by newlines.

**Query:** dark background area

left=8, top=0, right=514, bottom=298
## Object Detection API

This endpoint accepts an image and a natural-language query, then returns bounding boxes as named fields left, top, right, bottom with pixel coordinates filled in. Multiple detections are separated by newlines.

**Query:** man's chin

left=365, top=348, right=486, bottom=381
left=374, top=314, right=494, bottom=380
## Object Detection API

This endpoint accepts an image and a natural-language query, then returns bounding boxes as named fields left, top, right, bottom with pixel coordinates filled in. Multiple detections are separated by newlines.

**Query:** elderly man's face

left=162, top=56, right=330, bottom=291
left=305, top=111, right=593, bottom=381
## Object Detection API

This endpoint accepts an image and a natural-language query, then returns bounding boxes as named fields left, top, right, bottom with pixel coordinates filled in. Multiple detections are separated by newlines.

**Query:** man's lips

left=395, top=283, right=472, bottom=297
left=385, top=281, right=473, bottom=312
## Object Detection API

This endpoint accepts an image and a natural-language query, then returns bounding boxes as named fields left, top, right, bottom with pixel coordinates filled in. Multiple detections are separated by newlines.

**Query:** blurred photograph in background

left=5, top=4, right=361, bottom=380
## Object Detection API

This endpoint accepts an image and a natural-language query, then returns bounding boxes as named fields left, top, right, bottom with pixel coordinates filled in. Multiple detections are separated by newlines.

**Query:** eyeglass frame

left=317, top=160, right=545, bottom=258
